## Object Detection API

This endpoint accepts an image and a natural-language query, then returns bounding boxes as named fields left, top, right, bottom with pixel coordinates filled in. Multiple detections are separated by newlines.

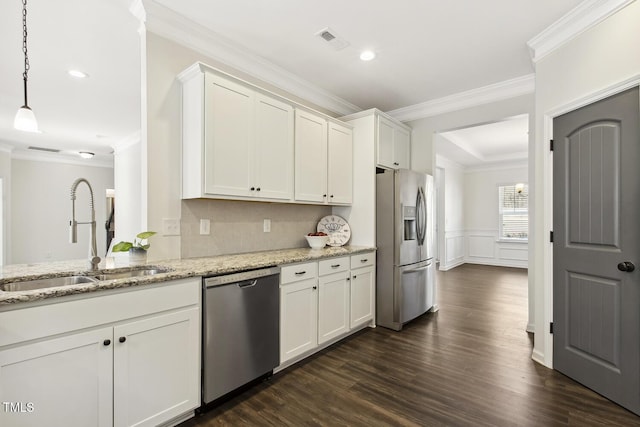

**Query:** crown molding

left=111, top=130, right=141, bottom=153
left=0, top=142, right=14, bottom=153
left=527, top=0, right=636, bottom=63
left=11, top=150, right=114, bottom=169
left=464, top=159, right=529, bottom=174
left=387, top=74, right=535, bottom=123
left=135, top=0, right=361, bottom=116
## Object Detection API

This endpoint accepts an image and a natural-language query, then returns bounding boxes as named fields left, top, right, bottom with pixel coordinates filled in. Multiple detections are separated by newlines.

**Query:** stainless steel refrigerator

left=376, top=168, right=434, bottom=331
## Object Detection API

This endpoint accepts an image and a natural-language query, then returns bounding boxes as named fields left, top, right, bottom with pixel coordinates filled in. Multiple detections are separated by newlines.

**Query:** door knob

left=617, top=261, right=635, bottom=272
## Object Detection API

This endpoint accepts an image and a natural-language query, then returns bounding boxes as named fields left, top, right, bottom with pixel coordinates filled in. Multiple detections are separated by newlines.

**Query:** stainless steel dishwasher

left=202, top=267, right=280, bottom=405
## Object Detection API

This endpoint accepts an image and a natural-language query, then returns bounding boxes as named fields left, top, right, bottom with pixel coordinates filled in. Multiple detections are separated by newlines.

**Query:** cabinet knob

left=353, top=275, right=357, bottom=279
left=312, top=286, right=317, bottom=290
left=330, top=195, right=334, bottom=198
left=361, top=259, right=368, bottom=263
left=256, top=187, right=261, bottom=192
left=103, top=339, right=111, bottom=346
left=250, top=187, right=255, bottom=191
left=346, top=278, right=350, bottom=281
left=119, top=336, right=127, bottom=343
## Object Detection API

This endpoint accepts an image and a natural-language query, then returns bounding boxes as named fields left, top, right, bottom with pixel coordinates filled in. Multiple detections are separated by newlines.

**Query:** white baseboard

left=438, top=260, right=465, bottom=271
left=464, top=258, right=528, bottom=269
left=526, top=322, right=535, bottom=333
left=531, top=348, right=551, bottom=368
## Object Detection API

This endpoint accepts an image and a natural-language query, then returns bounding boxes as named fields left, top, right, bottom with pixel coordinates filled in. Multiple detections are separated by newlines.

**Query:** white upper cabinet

left=294, top=112, right=354, bottom=205
left=327, top=122, right=353, bottom=205
left=295, top=110, right=328, bottom=203
left=204, top=73, right=254, bottom=197
left=180, top=63, right=351, bottom=206
left=376, top=114, right=411, bottom=169
left=254, top=94, right=294, bottom=200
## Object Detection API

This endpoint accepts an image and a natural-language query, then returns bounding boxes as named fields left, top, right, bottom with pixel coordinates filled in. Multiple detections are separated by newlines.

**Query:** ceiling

left=0, top=0, right=585, bottom=165
left=437, top=115, right=529, bottom=167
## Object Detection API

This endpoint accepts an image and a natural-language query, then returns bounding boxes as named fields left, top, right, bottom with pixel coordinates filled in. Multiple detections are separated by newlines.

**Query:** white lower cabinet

left=114, top=307, right=199, bottom=427
left=318, top=271, right=350, bottom=344
left=279, top=251, right=375, bottom=366
left=0, top=279, right=201, bottom=427
left=280, top=278, right=318, bottom=362
left=0, top=327, right=114, bottom=427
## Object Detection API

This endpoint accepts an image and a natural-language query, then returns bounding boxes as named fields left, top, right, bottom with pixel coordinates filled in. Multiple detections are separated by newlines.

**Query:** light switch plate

left=162, top=218, right=181, bottom=236
left=263, top=219, right=271, bottom=233
left=200, top=219, right=211, bottom=235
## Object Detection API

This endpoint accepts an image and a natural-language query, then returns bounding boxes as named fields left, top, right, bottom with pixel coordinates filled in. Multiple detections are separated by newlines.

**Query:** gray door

left=553, top=86, right=640, bottom=415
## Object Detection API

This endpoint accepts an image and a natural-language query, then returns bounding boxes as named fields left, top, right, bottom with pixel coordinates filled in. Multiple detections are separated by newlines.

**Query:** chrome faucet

left=70, top=178, right=100, bottom=270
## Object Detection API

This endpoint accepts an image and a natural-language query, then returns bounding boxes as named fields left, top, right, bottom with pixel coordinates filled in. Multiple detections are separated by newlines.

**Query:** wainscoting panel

left=441, top=231, right=465, bottom=271
left=464, top=230, right=528, bottom=269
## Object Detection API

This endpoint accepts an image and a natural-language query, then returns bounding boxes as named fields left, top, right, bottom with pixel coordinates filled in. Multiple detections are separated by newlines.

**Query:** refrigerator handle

left=416, top=187, right=427, bottom=246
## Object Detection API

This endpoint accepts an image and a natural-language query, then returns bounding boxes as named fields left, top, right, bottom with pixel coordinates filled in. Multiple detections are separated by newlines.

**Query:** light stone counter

left=0, top=246, right=375, bottom=306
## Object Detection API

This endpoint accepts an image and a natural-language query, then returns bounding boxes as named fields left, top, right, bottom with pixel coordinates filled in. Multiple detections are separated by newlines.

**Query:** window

left=499, top=184, right=528, bottom=241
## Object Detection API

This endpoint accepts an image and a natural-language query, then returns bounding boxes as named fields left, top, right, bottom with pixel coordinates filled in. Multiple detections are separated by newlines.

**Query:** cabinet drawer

left=351, top=252, right=375, bottom=269
left=281, top=262, right=318, bottom=284
left=318, top=257, right=350, bottom=276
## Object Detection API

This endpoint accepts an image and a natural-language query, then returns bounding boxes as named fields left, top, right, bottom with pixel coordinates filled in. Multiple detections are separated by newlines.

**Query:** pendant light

left=14, top=0, right=39, bottom=133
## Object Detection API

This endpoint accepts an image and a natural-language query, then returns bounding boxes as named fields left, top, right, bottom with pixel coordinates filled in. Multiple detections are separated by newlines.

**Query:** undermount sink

left=0, top=267, right=172, bottom=292
left=0, top=275, right=97, bottom=292
left=92, top=268, right=170, bottom=281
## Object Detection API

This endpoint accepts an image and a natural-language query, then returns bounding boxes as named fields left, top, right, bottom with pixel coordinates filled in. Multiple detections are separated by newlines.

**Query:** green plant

left=112, top=231, right=156, bottom=252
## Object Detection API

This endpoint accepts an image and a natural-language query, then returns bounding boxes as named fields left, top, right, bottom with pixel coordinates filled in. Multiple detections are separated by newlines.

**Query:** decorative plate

left=317, top=215, right=351, bottom=247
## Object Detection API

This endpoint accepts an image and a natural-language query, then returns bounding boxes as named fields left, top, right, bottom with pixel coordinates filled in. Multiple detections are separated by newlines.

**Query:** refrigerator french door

left=376, top=168, right=434, bottom=331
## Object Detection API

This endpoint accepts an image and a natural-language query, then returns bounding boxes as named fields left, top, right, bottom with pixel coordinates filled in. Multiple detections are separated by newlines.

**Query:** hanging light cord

left=21, top=0, right=30, bottom=107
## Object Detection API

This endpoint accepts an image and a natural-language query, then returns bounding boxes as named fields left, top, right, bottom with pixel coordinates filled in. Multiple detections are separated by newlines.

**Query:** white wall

left=0, top=148, right=11, bottom=265
left=436, top=154, right=465, bottom=270
left=532, top=1, right=640, bottom=367
left=11, top=159, right=113, bottom=264
left=113, top=140, right=142, bottom=246
left=464, top=163, right=528, bottom=269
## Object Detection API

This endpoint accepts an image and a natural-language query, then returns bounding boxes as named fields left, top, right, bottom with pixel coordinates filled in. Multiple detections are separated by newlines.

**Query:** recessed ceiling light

left=78, top=151, right=95, bottom=159
left=360, top=50, right=376, bottom=61
left=68, top=69, right=89, bottom=79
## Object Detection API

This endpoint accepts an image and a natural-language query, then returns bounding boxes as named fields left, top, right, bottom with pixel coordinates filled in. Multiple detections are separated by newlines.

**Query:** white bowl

left=306, top=235, right=329, bottom=249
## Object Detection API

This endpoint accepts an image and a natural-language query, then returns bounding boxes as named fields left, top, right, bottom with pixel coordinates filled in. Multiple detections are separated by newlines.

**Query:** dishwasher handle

left=237, top=279, right=257, bottom=288
left=204, top=266, right=280, bottom=288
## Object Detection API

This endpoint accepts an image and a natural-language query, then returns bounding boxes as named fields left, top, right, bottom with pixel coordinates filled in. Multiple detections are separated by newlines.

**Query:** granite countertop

left=0, top=246, right=375, bottom=306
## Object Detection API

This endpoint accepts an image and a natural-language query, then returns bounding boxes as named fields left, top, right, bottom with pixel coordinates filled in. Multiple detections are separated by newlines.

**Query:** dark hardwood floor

left=183, top=264, right=640, bottom=426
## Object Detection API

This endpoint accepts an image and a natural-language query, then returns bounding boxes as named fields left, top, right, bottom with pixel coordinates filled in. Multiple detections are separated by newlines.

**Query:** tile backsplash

left=181, top=199, right=332, bottom=258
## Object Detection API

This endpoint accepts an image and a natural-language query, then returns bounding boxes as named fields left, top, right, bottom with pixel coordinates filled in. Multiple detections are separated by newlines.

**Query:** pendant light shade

left=14, top=106, right=38, bottom=132
left=15, top=0, right=39, bottom=133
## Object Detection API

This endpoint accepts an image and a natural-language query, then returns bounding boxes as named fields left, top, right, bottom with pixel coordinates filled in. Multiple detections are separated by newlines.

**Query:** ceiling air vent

left=28, top=146, right=60, bottom=153
left=315, top=27, right=349, bottom=51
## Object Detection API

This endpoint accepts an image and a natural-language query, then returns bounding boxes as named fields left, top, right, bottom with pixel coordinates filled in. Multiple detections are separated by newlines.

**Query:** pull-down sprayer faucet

left=70, top=178, right=100, bottom=270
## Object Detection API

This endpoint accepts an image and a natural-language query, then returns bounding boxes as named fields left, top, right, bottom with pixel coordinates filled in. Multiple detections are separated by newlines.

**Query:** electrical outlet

left=162, top=218, right=181, bottom=236
left=263, top=219, right=271, bottom=233
left=200, top=219, right=211, bottom=235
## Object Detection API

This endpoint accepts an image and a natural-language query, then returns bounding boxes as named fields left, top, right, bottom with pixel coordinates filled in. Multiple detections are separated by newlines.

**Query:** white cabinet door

left=113, top=307, right=200, bottom=427
left=254, top=93, right=294, bottom=200
left=280, top=278, right=318, bottom=362
left=394, top=126, right=411, bottom=169
left=295, top=110, right=328, bottom=203
left=318, top=271, right=350, bottom=344
left=327, top=122, right=353, bottom=204
left=350, top=265, right=375, bottom=328
left=0, top=327, right=113, bottom=427
left=204, top=73, right=254, bottom=197
left=377, top=116, right=395, bottom=168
